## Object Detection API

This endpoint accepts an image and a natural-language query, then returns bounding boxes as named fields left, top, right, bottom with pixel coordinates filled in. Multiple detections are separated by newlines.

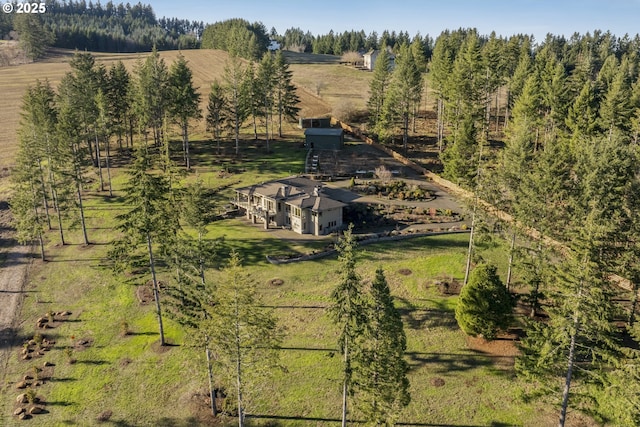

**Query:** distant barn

left=304, top=128, right=344, bottom=150
left=299, top=117, right=332, bottom=129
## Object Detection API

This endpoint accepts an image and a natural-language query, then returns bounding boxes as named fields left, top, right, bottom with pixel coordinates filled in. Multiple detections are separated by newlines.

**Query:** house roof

left=304, top=128, right=343, bottom=137
left=286, top=194, right=346, bottom=211
left=236, top=176, right=346, bottom=211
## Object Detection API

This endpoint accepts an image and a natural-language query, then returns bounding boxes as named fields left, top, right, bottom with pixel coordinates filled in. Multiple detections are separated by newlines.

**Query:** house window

left=278, top=202, right=282, bottom=212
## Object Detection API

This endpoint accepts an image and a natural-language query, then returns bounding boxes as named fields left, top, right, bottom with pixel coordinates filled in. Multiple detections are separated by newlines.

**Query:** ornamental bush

left=455, top=264, right=514, bottom=340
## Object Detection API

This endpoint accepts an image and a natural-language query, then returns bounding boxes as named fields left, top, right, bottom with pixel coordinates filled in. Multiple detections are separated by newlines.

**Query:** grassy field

left=0, top=49, right=598, bottom=426
left=0, top=48, right=335, bottom=172
left=0, top=135, right=598, bottom=426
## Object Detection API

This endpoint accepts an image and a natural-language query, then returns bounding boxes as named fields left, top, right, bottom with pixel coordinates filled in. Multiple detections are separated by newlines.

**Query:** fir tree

left=367, top=47, right=392, bottom=128
left=352, top=267, right=410, bottom=425
left=223, top=57, right=249, bottom=156
left=205, top=251, right=282, bottom=426
left=134, top=47, right=170, bottom=146
left=110, top=147, right=178, bottom=346
left=168, top=54, right=202, bottom=170
left=329, top=225, right=367, bottom=427
left=273, top=50, right=300, bottom=137
left=206, top=79, right=229, bottom=155
left=382, top=43, right=423, bottom=151
left=455, top=264, right=513, bottom=340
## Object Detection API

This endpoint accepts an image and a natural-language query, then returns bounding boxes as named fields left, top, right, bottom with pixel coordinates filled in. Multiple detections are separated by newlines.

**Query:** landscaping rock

left=15, top=381, right=28, bottom=389
left=43, top=361, right=54, bottom=367
left=21, top=354, right=31, bottom=360
left=28, top=405, right=44, bottom=415
left=18, top=412, right=30, bottom=420
left=23, top=374, right=33, bottom=381
left=16, top=393, right=27, bottom=403
left=14, top=407, right=25, bottom=416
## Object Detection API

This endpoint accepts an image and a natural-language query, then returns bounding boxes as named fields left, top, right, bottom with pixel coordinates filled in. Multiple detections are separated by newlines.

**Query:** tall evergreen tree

left=367, top=47, right=392, bottom=128
left=273, top=50, right=300, bottom=137
left=56, top=74, right=91, bottom=245
left=11, top=139, right=48, bottom=261
left=256, top=52, right=276, bottom=151
left=106, top=61, right=133, bottom=150
left=134, top=47, right=170, bottom=146
left=223, top=57, right=249, bottom=156
left=110, top=147, right=178, bottom=346
left=329, top=225, right=367, bottom=427
left=440, top=113, right=479, bottom=188
left=168, top=54, right=201, bottom=170
left=13, top=13, right=54, bottom=60
left=206, top=79, right=229, bottom=154
left=382, top=43, right=423, bottom=151
left=205, top=251, right=282, bottom=426
left=352, top=267, right=410, bottom=425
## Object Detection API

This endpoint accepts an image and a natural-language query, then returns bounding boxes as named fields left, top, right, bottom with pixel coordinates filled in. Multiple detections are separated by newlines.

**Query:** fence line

left=328, top=116, right=633, bottom=292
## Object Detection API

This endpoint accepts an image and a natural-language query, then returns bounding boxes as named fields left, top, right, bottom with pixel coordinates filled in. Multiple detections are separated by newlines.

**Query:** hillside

left=0, top=48, right=335, bottom=172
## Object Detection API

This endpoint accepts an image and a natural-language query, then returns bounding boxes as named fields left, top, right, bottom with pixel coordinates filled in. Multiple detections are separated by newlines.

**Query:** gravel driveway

left=0, top=199, right=31, bottom=384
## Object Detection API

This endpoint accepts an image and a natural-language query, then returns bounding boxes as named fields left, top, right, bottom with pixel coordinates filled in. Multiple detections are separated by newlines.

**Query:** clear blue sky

left=150, top=0, right=640, bottom=44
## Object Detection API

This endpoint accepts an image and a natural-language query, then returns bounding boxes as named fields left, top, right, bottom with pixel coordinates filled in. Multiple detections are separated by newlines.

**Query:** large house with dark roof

left=232, top=176, right=346, bottom=235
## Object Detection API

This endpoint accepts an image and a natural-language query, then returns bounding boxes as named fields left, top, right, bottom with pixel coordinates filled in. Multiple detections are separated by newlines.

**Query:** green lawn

left=1, top=139, right=563, bottom=426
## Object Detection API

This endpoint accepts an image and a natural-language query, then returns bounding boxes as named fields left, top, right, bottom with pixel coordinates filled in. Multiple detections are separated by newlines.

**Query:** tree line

left=10, top=45, right=301, bottom=258
left=0, top=0, right=203, bottom=57
left=418, top=28, right=640, bottom=426
left=275, top=27, right=433, bottom=58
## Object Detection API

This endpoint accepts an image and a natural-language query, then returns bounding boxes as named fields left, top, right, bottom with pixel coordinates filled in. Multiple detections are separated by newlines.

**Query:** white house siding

left=313, top=207, right=343, bottom=235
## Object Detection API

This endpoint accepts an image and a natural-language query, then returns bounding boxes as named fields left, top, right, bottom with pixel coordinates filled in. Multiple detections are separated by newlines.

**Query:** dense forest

left=416, top=28, right=640, bottom=426
left=0, top=0, right=435, bottom=60
left=0, top=0, right=203, bottom=54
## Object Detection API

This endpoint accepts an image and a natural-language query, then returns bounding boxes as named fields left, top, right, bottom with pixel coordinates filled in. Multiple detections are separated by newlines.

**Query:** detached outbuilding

left=304, top=128, right=344, bottom=150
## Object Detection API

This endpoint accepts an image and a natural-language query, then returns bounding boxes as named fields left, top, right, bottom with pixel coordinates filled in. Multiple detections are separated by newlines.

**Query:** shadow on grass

left=356, top=234, right=468, bottom=262
left=247, top=414, right=500, bottom=426
left=398, top=307, right=458, bottom=331
left=259, top=305, right=328, bottom=309
left=44, top=257, right=105, bottom=263
left=45, top=400, right=74, bottom=406
left=127, top=331, right=158, bottom=337
left=406, top=350, right=515, bottom=374
left=279, top=346, right=337, bottom=352
left=0, top=328, right=62, bottom=350
left=0, top=250, right=33, bottom=267
left=396, top=297, right=458, bottom=331
left=154, top=417, right=201, bottom=427
left=75, top=359, right=109, bottom=365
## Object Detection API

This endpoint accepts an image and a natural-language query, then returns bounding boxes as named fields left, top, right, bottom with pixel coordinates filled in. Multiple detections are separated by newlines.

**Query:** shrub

left=25, top=387, right=37, bottom=404
left=455, top=264, right=513, bottom=340
left=374, top=165, right=393, bottom=183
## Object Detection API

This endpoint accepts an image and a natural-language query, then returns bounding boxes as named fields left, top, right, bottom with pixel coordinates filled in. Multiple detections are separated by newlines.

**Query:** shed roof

left=304, top=128, right=344, bottom=137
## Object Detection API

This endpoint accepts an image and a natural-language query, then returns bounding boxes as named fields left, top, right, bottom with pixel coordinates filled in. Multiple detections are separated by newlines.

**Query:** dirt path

left=0, top=198, right=32, bottom=384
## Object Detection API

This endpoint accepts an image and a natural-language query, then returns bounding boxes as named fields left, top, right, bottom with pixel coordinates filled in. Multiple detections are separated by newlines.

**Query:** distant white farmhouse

left=363, top=49, right=395, bottom=71
left=233, top=176, right=346, bottom=235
